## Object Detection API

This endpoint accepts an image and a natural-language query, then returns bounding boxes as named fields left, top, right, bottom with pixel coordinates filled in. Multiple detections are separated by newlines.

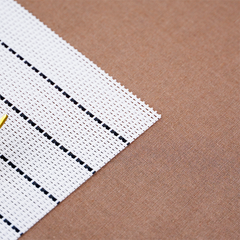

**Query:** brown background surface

left=16, top=0, right=240, bottom=239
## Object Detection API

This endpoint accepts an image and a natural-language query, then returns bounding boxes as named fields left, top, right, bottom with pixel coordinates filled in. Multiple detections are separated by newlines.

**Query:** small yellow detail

left=0, top=114, right=8, bottom=129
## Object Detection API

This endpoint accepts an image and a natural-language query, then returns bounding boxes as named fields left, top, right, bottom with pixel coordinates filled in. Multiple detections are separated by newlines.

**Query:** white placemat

left=0, top=0, right=161, bottom=239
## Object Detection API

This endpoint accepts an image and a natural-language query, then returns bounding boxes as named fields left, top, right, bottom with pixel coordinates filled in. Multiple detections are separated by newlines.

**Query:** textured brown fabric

left=16, top=0, right=240, bottom=239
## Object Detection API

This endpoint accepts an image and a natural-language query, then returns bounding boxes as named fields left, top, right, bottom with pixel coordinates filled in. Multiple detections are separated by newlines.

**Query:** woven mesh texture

left=0, top=0, right=160, bottom=239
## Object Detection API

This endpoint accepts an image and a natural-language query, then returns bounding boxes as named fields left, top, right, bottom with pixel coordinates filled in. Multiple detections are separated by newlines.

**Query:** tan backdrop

left=16, top=0, right=240, bottom=239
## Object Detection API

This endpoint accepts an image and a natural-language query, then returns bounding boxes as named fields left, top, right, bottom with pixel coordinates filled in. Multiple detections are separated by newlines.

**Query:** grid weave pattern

left=0, top=0, right=160, bottom=239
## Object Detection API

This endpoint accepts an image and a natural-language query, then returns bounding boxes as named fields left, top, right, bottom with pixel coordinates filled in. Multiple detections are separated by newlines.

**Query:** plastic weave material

left=0, top=0, right=161, bottom=239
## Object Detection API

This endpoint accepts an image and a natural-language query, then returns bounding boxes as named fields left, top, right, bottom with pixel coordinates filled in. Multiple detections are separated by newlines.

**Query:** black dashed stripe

left=16, top=54, right=24, bottom=60
left=20, top=112, right=28, bottom=120
left=9, top=48, right=16, bottom=54
left=12, top=225, right=20, bottom=233
left=49, top=195, right=57, bottom=202
left=39, top=72, right=47, bottom=79
left=70, top=98, right=78, bottom=105
left=55, top=85, right=62, bottom=92
left=28, top=119, right=36, bottom=127
left=1, top=40, right=130, bottom=145
left=12, top=106, right=20, bottom=113
left=0, top=95, right=96, bottom=174
left=102, top=123, right=110, bottom=130
left=0, top=94, right=5, bottom=100
left=32, top=181, right=40, bottom=188
left=76, top=158, right=84, bottom=165
left=40, top=188, right=49, bottom=195
left=24, top=175, right=32, bottom=182
left=32, top=66, right=39, bottom=73
left=86, top=111, right=94, bottom=118
left=68, top=152, right=76, bottom=159
left=16, top=168, right=24, bottom=175
left=78, top=104, right=86, bottom=111
left=119, top=136, right=127, bottom=143
left=24, top=60, right=31, bottom=67
left=110, top=129, right=119, bottom=136
left=0, top=154, right=8, bottom=162
left=59, top=145, right=68, bottom=153
left=4, top=219, right=11, bottom=226
left=4, top=99, right=12, bottom=107
left=94, top=117, right=102, bottom=124
left=43, top=132, right=52, bottom=140
left=0, top=154, right=58, bottom=204
left=84, top=164, right=93, bottom=172
left=36, top=126, right=44, bottom=133
left=63, top=91, right=70, bottom=98
left=0, top=212, right=22, bottom=235
left=52, top=139, right=60, bottom=146
left=8, top=161, right=16, bottom=169
left=1, top=42, right=8, bottom=48
left=47, top=79, right=55, bottom=85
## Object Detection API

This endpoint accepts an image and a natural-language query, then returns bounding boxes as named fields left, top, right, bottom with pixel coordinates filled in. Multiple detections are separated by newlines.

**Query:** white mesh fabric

left=0, top=0, right=161, bottom=239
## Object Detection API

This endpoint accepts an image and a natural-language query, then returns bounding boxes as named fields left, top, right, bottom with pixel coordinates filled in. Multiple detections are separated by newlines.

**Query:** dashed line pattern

left=0, top=94, right=96, bottom=175
left=0, top=154, right=60, bottom=204
left=0, top=213, right=23, bottom=236
left=0, top=40, right=130, bottom=146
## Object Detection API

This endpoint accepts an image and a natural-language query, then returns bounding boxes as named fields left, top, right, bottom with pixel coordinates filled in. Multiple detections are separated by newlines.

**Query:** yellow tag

left=0, top=114, right=8, bottom=129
